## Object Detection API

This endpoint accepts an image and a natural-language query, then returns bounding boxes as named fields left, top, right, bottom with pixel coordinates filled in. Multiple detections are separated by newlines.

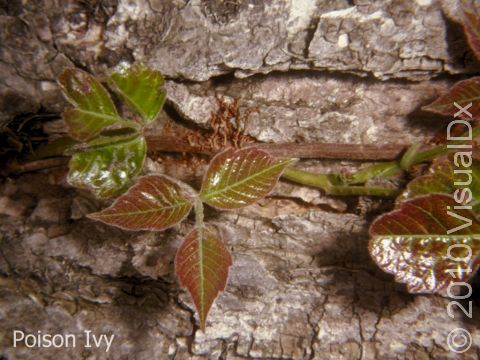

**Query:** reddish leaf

left=463, top=7, right=480, bottom=61
left=397, top=157, right=480, bottom=210
left=89, top=175, right=193, bottom=230
left=175, top=226, right=232, bottom=330
left=199, top=147, right=293, bottom=209
left=369, top=194, right=480, bottom=293
left=422, top=77, right=480, bottom=120
left=396, top=160, right=452, bottom=204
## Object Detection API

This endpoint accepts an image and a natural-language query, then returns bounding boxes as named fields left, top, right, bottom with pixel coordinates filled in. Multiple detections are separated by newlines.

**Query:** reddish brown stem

left=145, top=135, right=406, bottom=160
left=5, top=137, right=407, bottom=176
left=5, top=157, right=69, bottom=174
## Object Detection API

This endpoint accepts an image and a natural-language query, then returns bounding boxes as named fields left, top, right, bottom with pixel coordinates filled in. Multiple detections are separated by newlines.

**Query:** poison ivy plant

left=90, top=148, right=292, bottom=329
left=56, top=3, right=480, bottom=329
left=199, top=147, right=293, bottom=209
left=109, top=63, right=166, bottom=124
left=59, top=64, right=165, bottom=198
left=369, top=194, right=480, bottom=293
left=396, top=156, right=480, bottom=207
left=422, top=6, right=480, bottom=120
left=58, top=61, right=294, bottom=330
left=368, top=5, right=480, bottom=294
left=58, top=68, right=135, bottom=141
left=89, top=175, right=193, bottom=230
left=175, top=225, right=232, bottom=330
left=68, top=135, right=146, bottom=198
left=463, top=7, right=480, bottom=61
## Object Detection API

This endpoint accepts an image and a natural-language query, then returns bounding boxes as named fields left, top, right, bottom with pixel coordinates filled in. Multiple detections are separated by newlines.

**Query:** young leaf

left=58, top=68, right=133, bottom=141
left=397, top=158, right=480, bottom=205
left=109, top=64, right=166, bottom=124
left=175, top=226, right=232, bottom=330
left=89, top=175, right=193, bottom=230
left=369, top=194, right=480, bottom=293
left=66, top=131, right=140, bottom=154
left=422, top=77, right=480, bottom=120
left=463, top=6, right=480, bottom=61
left=68, top=135, right=146, bottom=198
left=199, top=148, right=293, bottom=209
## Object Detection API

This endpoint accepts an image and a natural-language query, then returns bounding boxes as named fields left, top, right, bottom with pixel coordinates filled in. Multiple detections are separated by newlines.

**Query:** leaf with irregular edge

left=68, top=135, right=146, bottom=198
left=175, top=226, right=232, bottom=330
left=89, top=175, right=193, bottom=230
left=422, top=77, right=480, bottom=120
left=58, top=68, right=129, bottom=141
left=397, top=158, right=480, bottom=205
left=109, top=64, right=166, bottom=124
left=369, top=194, right=480, bottom=294
left=199, top=147, right=294, bottom=209
left=463, top=6, right=480, bottom=61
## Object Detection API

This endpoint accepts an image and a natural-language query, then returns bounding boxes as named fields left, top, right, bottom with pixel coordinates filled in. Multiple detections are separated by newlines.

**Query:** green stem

left=399, top=143, right=422, bottom=170
left=347, top=162, right=401, bottom=184
left=283, top=124, right=480, bottom=196
left=194, top=197, right=204, bottom=229
left=282, top=168, right=401, bottom=197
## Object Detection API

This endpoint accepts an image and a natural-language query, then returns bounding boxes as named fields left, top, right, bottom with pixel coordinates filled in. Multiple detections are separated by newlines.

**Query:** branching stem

left=282, top=125, right=480, bottom=196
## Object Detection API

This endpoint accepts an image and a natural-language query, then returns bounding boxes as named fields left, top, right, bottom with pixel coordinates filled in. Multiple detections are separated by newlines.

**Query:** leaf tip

left=175, top=226, right=232, bottom=331
left=86, top=211, right=101, bottom=222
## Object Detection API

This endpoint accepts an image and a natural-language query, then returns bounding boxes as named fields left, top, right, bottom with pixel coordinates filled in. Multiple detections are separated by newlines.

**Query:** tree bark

left=1, top=1, right=480, bottom=359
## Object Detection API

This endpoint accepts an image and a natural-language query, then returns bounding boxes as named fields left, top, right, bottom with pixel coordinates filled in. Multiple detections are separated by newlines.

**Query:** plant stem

left=194, top=197, right=204, bottom=229
left=145, top=135, right=406, bottom=160
left=283, top=124, right=480, bottom=195
left=5, top=157, right=69, bottom=174
left=282, top=168, right=401, bottom=197
left=346, top=162, right=402, bottom=184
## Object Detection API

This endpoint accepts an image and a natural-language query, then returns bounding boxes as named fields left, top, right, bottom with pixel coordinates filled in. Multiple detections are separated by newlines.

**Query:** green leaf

left=462, top=6, right=480, bottom=61
left=67, top=135, right=146, bottom=198
left=175, top=226, right=232, bottom=330
left=109, top=64, right=166, bottom=124
left=369, top=194, right=480, bottom=293
left=67, top=131, right=140, bottom=154
left=397, top=157, right=480, bottom=208
left=199, top=147, right=294, bottom=209
left=422, top=77, right=480, bottom=120
left=58, top=68, right=135, bottom=141
left=89, top=175, right=193, bottom=230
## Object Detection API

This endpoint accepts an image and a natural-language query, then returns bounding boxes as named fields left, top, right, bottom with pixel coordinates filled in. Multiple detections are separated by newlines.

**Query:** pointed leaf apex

left=200, top=147, right=293, bottom=210
left=109, top=63, right=166, bottom=124
left=175, top=226, right=232, bottom=330
left=58, top=68, right=126, bottom=141
left=89, top=175, right=194, bottom=230
left=462, top=6, right=480, bottom=61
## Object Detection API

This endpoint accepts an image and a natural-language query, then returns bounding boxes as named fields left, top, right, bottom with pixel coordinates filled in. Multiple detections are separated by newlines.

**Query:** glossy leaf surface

left=175, top=226, right=232, bottom=330
left=110, top=64, right=166, bottom=124
left=370, top=194, right=480, bottom=293
left=200, top=148, right=293, bottom=209
left=89, top=175, right=193, bottom=230
left=463, top=7, right=480, bottom=61
left=397, top=158, right=480, bottom=205
left=422, top=77, right=480, bottom=120
left=68, top=135, right=146, bottom=198
left=58, top=68, right=127, bottom=140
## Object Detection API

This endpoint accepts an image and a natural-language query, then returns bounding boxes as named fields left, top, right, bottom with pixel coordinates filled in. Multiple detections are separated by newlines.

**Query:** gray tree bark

left=1, top=0, right=480, bottom=359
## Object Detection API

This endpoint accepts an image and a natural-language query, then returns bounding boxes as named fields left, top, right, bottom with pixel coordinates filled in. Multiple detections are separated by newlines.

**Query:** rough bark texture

left=1, top=0, right=480, bottom=359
